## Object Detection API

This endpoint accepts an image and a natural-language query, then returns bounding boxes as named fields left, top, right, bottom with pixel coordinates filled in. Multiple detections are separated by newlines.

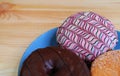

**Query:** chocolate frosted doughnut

left=57, top=11, right=118, bottom=61
left=20, top=46, right=90, bottom=76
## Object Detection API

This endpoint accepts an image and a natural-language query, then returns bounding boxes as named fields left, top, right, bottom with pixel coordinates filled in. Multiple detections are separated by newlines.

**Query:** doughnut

left=20, top=46, right=90, bottom=76
left=91, top=50, right=120, bottom=76
left=56, top=11, right=118, bottom=61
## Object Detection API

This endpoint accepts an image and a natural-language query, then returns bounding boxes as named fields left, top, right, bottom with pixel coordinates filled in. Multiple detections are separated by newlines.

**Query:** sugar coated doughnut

left=91, top=50, right=120, bottom=76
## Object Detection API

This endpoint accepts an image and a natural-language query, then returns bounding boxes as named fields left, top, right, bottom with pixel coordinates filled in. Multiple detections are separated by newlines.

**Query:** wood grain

left=0, top=0, right=120, bottom=76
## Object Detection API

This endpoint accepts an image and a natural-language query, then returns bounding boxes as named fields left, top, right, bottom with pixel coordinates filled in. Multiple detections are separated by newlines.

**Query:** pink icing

left=57, top=11, right=118, bottom=61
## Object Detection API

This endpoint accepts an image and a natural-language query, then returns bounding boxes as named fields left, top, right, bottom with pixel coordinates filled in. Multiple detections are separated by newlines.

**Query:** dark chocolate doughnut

left=20, top=46, right=90, bottom=76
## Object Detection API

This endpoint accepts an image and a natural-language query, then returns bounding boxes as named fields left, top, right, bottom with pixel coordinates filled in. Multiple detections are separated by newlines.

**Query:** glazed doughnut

left=57, top=11, right=118, bottom=61
left=91, top=50, right=120, bottom=76
left=20, top=46, right=90, bottom=76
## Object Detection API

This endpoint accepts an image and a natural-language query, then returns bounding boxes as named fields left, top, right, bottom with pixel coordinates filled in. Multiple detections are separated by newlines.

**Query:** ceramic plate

left=18, top=28, right=120, bottom=76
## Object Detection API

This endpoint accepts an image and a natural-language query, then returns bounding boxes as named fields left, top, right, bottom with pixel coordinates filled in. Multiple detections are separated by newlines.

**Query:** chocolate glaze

left=20, top=46, right=90, bottom=76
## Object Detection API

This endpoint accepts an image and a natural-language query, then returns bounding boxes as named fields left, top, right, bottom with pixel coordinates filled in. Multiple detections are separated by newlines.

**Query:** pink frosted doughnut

left=56, top=11, right=118, bottom=61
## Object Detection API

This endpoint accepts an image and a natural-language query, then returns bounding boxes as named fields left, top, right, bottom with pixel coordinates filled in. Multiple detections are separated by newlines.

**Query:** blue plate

left=18, top=28, right=120, bottom=76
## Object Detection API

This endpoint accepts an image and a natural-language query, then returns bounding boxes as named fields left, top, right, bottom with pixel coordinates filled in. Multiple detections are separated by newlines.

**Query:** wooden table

left=0, top=0, right=120, bottom=76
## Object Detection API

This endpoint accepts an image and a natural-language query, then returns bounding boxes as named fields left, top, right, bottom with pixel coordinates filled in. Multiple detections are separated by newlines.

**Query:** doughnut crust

left=20, top=46, right=90, bottom=76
